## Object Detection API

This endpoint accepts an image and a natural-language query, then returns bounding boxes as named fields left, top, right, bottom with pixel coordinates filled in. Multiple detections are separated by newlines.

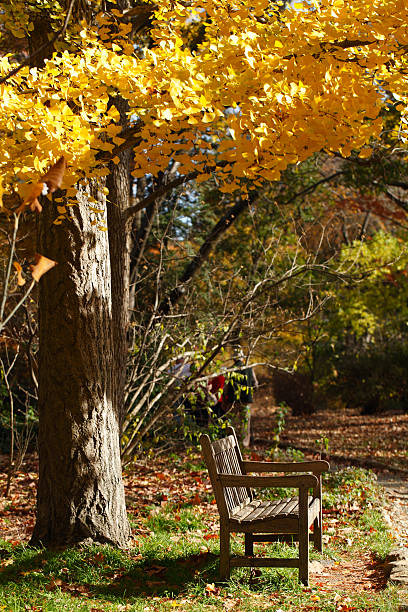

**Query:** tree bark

left=30, top=183, right=130, bottom=547
left=106, top=99, right=132, bottom=432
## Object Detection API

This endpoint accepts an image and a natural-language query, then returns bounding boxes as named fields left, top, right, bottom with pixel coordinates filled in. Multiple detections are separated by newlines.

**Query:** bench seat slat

left=231, top=496, right=319, bottom=524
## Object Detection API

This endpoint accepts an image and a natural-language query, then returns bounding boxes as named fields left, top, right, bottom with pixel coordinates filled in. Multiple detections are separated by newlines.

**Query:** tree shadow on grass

left=96, top=551, right=219, bottom=598
left=0, top=548, right=219, bottom=601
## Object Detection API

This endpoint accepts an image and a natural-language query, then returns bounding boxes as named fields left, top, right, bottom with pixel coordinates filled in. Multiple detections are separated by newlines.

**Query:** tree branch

left=159, top=191, right=258, bottom=314
left=0, top=281, right=36, bottom=333
left=282, top=171, right=345, bottom=206
left=0, top=0, right=77, bottom=85
left=125, top=171, right=198, bottom=222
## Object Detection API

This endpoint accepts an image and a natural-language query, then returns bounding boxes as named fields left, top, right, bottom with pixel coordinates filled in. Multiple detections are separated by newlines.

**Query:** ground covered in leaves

left=253, top=383, right=408, bottom=474
left=0, top=399, right=406, bottom=610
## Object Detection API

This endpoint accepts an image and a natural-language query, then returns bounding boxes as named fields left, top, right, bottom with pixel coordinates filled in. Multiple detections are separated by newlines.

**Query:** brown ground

left=252, top=382, right=408, bottom=473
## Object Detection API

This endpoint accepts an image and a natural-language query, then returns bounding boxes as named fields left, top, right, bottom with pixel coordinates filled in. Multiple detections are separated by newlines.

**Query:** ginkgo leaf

left=30, top=254, right=57, bottom=282
left=16, top=182, right=44, bottom=214
left=359, top=147, right=372, bottom=159
left=13, top=261, right=26, bottom=286
left=16, top=157, right=66, bottom=215
left=42, top=157, right=66, bottom=193
left=29, top=198, right=43, bottom=213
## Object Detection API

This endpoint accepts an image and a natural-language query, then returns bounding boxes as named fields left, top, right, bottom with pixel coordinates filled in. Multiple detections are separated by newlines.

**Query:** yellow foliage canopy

left=0, top=0, right=407, bottom=203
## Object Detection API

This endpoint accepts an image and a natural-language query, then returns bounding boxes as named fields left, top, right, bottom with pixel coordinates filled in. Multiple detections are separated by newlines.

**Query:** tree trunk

left=30, top=183, right=130, bottom=547
left=106, top=99, right=132, bottom=433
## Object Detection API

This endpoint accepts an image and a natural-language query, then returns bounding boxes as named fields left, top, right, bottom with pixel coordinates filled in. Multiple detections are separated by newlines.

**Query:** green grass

left=0, top=467, right=403, bottom=611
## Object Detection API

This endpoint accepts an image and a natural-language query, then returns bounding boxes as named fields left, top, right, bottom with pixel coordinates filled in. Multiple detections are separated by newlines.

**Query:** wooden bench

left=200, top=426, right=329, bottom=585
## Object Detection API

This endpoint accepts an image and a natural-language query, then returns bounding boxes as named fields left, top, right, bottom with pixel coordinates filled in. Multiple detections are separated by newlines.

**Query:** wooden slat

left=264, top=497, right=292, bottom=518
left=218, top=473, right=318, bottom=489
left=212, top=435, right=235, bottom=454
left=280, top=497, right=299, bottom=517
left=227, top=426, right=253, bottom=502
left=232, top=499, right=281, bottom=523
left=230, top=495, right=319, bottom=524
left=200, top=434, right=229, bottom=521
left=229, top=446, right=248, bottom=505
left=243, top=460, right=330, bottom=474
left=237, top=501, right=271, bottom=523
left=231, top=499, right=263, bottom=522
left=214, top=440, right=250, bottom=513
left=226, top=448, right=241, bottom=508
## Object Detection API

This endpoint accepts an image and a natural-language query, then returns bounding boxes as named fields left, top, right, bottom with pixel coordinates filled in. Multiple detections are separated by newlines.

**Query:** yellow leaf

left=13, top=262, right=26, bottom=286
left=162, top=108, right=173, bottom=121
left=196, top=173, right=211, bottom=183
left=359, top=147, right=372, bottom=159
left=30, top=254, right=57, bottom=282
left=202, top=112, right=216, bottom=123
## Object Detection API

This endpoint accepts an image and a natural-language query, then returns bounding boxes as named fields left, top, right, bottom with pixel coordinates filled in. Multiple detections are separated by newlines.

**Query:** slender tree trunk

left=30, top=183, right=130, bottom=547
left=106, top=99, right=132, bottom=432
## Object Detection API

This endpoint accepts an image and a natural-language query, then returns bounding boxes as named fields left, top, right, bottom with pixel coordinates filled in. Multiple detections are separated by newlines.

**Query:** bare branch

left=0, top=213, right=20, bottom=321
left=282, top=171, right=345, bottom=206
left=0, top=281, right=36, bottom=333
left=125, top=171, right=198, bottom=222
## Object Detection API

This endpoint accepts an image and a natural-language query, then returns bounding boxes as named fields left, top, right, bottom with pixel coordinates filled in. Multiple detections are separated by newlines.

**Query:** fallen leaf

left=191, top=492, right=201, bottom=505
left=92, top=552, right=105, bottom=564
left=16, top=183, right=44, bottom=214
left=205, top=583, right=219, bottom=595
left=16, top=157, right=66, bottom=215
left=42, top=156, right=66, bottom=193
left=30, top=254, right=57, bottom=282
left=45, top=578, right=63, bottom=591
left=13, top=261, right=25, bottom=286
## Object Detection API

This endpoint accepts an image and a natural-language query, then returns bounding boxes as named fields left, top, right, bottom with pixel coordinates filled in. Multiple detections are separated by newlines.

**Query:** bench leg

left=313, top=516, right=322, bottom=552
left=245, top=533, right=253, bottom=556
left=298, top=527, right=309, bottom=586
left=220, top=524, right=230, bottom=580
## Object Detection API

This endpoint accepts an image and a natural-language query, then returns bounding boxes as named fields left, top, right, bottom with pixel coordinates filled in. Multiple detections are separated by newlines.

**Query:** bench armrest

left=242, top=460, right=329, bottom=475
left=217, top=473, right=318, bottom=489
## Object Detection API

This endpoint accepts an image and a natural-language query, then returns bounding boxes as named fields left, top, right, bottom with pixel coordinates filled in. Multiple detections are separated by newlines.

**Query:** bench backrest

left=201, top=427, right=252, bottom=520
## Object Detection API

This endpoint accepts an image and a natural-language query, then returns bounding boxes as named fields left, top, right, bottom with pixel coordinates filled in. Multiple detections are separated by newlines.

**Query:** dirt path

left=379, top=477, right=408, bottom=549
left=251, top=391, right=408, bottom=600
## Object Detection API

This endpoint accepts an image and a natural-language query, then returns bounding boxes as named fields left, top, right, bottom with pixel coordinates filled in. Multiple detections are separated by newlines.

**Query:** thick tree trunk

left=30, top=183, right=130, bottom=547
